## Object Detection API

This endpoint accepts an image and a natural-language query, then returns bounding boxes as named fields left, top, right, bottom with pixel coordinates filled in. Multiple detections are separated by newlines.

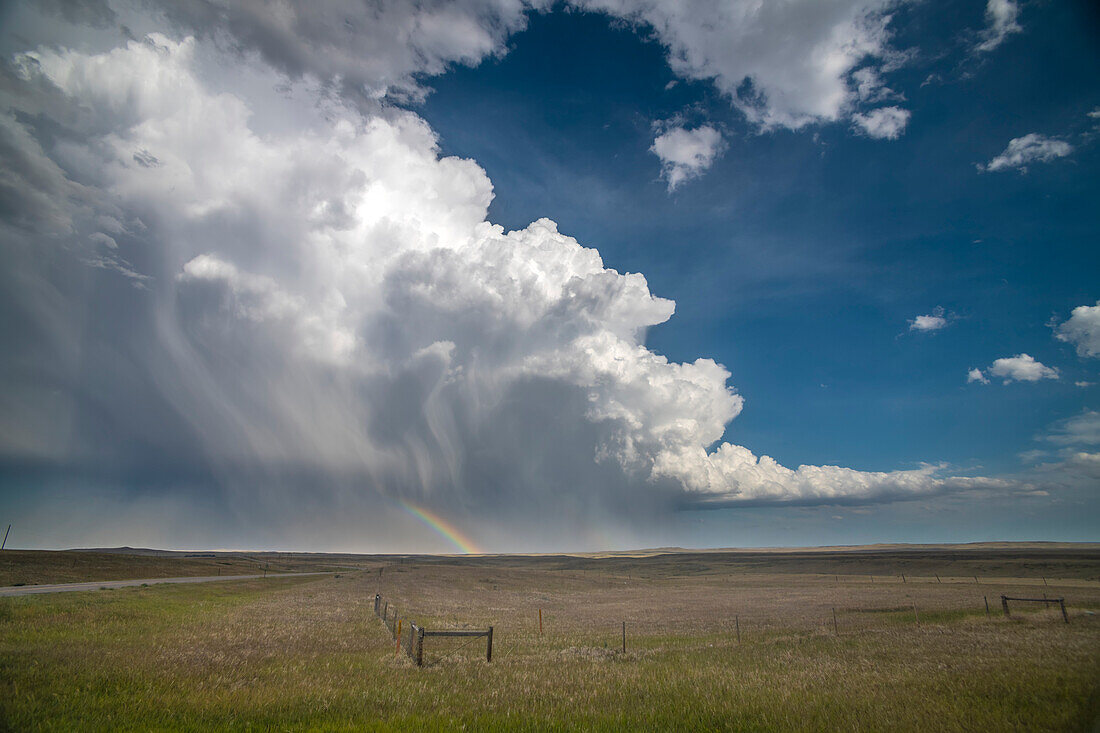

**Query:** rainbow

left=400, top=500, right=483, bottom=554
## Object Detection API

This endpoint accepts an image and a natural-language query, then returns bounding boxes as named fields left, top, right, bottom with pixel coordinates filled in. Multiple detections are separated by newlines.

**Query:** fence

left=371, top=588, right=1075, bottom=668
left=1000, top=595, right=1069, bottom=623
left=375, top=593, right=493, bottom=667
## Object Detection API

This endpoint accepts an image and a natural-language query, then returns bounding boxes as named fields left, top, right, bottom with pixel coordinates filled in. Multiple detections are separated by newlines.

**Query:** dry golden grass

left=2, top=548, right=1099, bottom=731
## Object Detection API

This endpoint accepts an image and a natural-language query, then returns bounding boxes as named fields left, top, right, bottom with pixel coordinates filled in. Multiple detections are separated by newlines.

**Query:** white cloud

left=981, top=133, right=1073, bottom=173
left=1063, top=451, right=1100, bottom=478
left=146, top=0, right=912, bottom=135
left=1054, top=300, right=1100, bottom=358
left=89, top=232, right=118, bottom=249
left=0, top=20, right=1026, bottom=549
left=967, top=368, right=989, bottom=384
left=986, top=354, right=1059, bottom=384
left=909, top=306, right=947, bottom=332
left=1040, top=410, right=1100, bottom=447
left=1017, top=448, right=1048, bottom=464
left=654, top=444, right=1016, bottom=506
left=975, top=0, right=1022, bottom=53
left=1024, top=412, right=1100, bottom=483
left=572, top=0, right=902, bottom=132
left=852, top=106, right=911, bottom=139
left=911, top=314, right=946, bottom=331
left=160, top=0, right=545, bottom=104
left=650, top=125, right=725, bottom=191
left=1076, top=381, right=1095, bottom=388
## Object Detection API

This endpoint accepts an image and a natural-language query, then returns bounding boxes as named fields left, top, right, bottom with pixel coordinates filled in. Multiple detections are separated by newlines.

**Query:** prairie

left=2, top=545, right=1099, bottom=731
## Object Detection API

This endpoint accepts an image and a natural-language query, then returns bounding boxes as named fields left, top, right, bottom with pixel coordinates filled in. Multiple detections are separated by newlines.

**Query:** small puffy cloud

left=909, top=306, right=947, bottom=332
left=852, top=106, right=911, bottom=140
left=986, top=354, right=1059, bottom=384
left=1076, top=381, right=1095, bottom=388
left=1054, top=300, right=1100, bottom=358
left=975, top=0, right=1022, bottom=53
left=981, top=133, right=1073, bottom=173
left=911, top=314, right=946, bottom=331
left=1088, top=108, right=1100, bottom=120
left=650, top=125, right=725, bottom=191
left=967, top=368, right=989, bottom=384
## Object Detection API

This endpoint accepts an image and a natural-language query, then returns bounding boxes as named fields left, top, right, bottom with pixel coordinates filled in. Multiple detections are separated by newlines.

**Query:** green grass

left=2, top=561, right=1099, bottom=731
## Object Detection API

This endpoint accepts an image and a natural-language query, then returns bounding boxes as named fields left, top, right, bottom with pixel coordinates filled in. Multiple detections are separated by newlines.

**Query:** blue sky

left=0, top=0, right=1097, bottom=551
left=425, top=4, right=1099, bottom=475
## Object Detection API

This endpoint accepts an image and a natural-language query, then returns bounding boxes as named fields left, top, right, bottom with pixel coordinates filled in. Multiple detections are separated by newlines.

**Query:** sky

left=0, top=0, right=1097, bottom=553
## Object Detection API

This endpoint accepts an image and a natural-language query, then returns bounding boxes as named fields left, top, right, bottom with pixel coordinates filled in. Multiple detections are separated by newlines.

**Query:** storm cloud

left=0, top=2, right=1021, bottom=550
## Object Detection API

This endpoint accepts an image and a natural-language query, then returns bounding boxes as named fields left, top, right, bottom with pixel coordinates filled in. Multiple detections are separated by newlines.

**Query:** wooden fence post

left=1059, top=600, right=1069, bottom=624
left=622, top=621, right=626, bottom=653
left=832, top=607, right=839, bottom=635
left=984, top=596, right=989, bottom=616
left=735, top=615, right=741, bottom=644
left=1001, top=595, right=1009, bottom=617
left=539, top=608, right=543, bottom=636
left=486, top=626, right=494, bottom=662
left=396, top=620, right=402, bottom=655
left=416, top=627, right=424, bottom=666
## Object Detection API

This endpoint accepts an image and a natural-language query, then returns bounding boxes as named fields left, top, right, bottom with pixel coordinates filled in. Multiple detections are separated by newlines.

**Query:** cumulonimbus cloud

left=0, top=8, right=1020, bottom=548
left=157, top=0, right=545, bottom=104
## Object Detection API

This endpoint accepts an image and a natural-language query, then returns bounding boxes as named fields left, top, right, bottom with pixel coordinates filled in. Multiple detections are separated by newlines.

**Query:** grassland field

left=2, top=544, right=1099, bottom=731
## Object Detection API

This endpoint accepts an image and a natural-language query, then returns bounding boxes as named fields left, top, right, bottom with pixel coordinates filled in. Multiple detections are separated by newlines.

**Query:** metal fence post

left=486, top=626, right=493, bottom=662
